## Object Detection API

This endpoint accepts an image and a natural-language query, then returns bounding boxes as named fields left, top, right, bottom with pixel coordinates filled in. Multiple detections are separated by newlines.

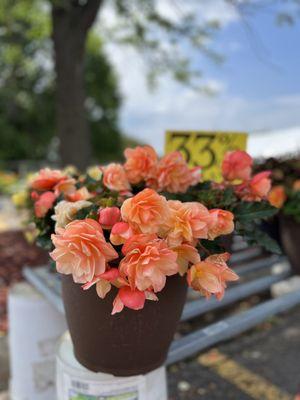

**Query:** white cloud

left=104, top=39, right=300, bottom=154
left=98, top=0, right=300, bottom=156
left=155, top=0, right=239, bottom=26
left=99, top=0, right=239, bottom=28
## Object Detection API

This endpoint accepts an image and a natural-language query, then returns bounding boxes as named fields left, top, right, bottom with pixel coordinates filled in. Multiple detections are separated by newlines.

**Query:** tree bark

left=52, top=1, right=102, bottom=169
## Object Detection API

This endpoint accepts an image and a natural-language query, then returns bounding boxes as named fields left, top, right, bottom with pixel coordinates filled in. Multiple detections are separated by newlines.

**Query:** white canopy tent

left=248, top=127, right=300, bottom=159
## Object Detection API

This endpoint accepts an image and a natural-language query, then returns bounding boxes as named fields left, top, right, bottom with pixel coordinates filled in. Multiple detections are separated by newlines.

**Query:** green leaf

left=36, top=234, right=53, bottom=251
left=233, top=201, right=278, bottom=223
left=235, top=220, right=282, bottom=254
left=74, top=205, right=96, bottom=220
left=199, top=238, right=227, bottom=255
left=284, top=191, right=300, bottom=222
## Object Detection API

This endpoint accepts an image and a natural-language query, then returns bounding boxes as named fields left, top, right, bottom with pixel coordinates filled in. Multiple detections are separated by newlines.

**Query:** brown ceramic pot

left=280, top=215, right=300, bottom=274
left=62, top=274, right=187, bottom=376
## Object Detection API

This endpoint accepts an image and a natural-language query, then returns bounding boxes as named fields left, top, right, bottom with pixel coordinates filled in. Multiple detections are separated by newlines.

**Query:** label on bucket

left=61, top=371, right=146, bottom=400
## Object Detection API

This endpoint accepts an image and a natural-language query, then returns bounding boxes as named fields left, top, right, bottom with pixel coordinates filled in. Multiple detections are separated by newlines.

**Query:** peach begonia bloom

left=52, top=200, right=92, bottom=230
left=154, top=152, right=201, bottom=193
left=187, top=252, right=238, bottom=300
left=50, top=218, right=118, bottom=283
left=98, top=207, right=121, bottom=229
left=268, top=185, right=287, bottom=208
left=241, top=171, right=272, bottom=201
left=67, top=187, right=93, bottom=202
left=120, top=233, right=179, bottom=292
left=293, top=180, right=300, bottom=191
left=31, top=168, right=67, bottom=191
left=171, top=243, right=201, bottom=275
left=110, top=222, right=135, bottom=245
left=121, top=188, right=170, bottom=235
left=82, top=268, right=121, bottom=299
left=102, top=163, right=131, bottom=192
left=222, top=150, right=253, bottom=182
left=54, top=178, right=76, bottom=197
left=165, top=200, right=212, bottom=246
left=124, top=145, right=158, bottom=184
left=34, top=191, right=56, bottom=218
left=208, top=209, right=234, bottom=240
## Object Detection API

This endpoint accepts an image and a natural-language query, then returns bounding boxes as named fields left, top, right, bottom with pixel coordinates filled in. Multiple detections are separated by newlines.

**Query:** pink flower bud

left=31, top=191, right=40, bottom=201
left=112, top=287, right=146, bottom=314
left=98, top=207, right=121, bottom=229
left=34, top=191, right=56, bottom=218
left=222, top=150, right=253, bottom=182
left=110, top=222, right=134, bottom=245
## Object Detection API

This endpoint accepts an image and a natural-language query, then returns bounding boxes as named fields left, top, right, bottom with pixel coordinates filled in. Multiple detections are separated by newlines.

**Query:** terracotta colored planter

left=62, top=274, right=187, bottom=376
left=280, top=215, right=300, bottom=274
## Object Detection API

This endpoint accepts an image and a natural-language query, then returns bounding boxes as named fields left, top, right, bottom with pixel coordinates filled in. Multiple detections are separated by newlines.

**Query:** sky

left=98, top=0, right=300, bottom=155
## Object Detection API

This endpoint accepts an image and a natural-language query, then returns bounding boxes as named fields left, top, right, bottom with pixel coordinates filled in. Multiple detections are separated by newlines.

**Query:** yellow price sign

left=165, top=131, right=248, bottom=182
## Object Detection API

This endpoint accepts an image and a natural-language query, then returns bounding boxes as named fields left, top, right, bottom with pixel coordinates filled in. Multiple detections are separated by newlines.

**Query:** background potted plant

left=267, top=179, right=300, bottom=274
left=254, top=155, right=300, bottom=249
left=17, top=146, right=279, bottom=376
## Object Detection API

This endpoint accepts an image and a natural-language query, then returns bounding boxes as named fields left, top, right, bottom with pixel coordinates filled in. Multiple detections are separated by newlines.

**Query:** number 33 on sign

left=165, top=131, right=248, bottom=182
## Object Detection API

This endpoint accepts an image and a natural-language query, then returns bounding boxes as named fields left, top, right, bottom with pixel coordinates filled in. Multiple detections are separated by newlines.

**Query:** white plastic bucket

left=8, top=281, right=67, bottom=400
left=56, top=332, right=168, bottom=400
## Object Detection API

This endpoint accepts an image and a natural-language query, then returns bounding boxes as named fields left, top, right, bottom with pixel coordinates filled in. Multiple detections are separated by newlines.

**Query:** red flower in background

left=31, top=168, right=67, bottom=191
left=222, top=150, right=253, bottom=182
left=34, top=191, right=56, bottom=218
left=268, top=185, right=287, bottom=208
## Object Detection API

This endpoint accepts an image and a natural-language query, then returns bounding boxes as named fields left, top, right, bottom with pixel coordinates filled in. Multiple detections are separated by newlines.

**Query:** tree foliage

left=0, top=0, right=124, bottom=166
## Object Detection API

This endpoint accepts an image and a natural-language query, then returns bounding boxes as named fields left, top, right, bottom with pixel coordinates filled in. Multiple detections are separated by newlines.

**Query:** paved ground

left=1, top=305, right=300, bottom=399
left=168, top=305, right=300, bottom=399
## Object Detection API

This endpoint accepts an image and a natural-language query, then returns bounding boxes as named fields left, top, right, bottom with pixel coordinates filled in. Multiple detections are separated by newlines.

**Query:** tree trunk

left=52, top=1, right=102, bottom=170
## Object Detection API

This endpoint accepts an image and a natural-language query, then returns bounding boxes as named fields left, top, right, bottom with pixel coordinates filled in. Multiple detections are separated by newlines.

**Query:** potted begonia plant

left=20, top=146, right=278, bottom=376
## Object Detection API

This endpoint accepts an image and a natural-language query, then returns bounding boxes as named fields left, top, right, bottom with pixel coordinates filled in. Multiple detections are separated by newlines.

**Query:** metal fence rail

left=234, top=254, right=285, bottom=277
left=181, top=270, right=290, bottom=322
left=23, top=266, right=64, bottom=314
left=167, top=289, right=300, bottom=365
